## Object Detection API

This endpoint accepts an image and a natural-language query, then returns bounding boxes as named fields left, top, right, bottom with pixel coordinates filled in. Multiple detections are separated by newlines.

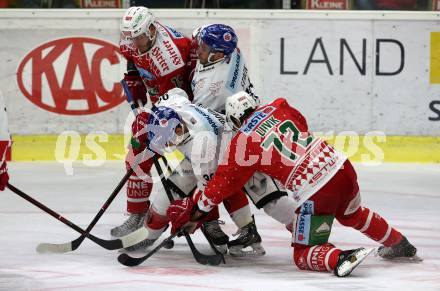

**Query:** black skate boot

left=377, top=236, right=418, bottom=260
left=202, top=220, right=229, bottom=254
left=334, top=247, right=374, bottom=277
left=111, top=213, right=145, bottom=237
left=228, top=216, right=266, bottom=257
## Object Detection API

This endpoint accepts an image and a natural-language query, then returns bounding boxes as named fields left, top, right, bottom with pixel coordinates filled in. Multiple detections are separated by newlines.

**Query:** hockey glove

left=0, top=162, right=9, bottom=191
left=167, top=197, right=206, bottom=235
left=123, top=73, right=148, bottom=108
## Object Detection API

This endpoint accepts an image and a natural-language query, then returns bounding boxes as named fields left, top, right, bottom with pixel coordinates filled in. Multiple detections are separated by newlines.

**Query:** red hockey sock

left=223, top=191, right=252, bottom=227
left=146, top=208, right=169, bottom=230
left=203, top=206, right=220, bottom=222
left=339, top=207, right=403, bottom=247
left=126, top=174, right=153, bottom=214
left=293, top=243, right=341, bottom=272
left=223, top=191, right=249, bottom=213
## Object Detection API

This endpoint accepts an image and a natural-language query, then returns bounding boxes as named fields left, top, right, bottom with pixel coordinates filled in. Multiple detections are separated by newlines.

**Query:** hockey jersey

left=0, top=91, right=10, bottom=170
left=157, top=93, right=233, bottom=193
left=120, top=22, right=193, bottom=104
left=191, top=48, right=258, bottom=113
left=197, top=98, right=347, bottom=212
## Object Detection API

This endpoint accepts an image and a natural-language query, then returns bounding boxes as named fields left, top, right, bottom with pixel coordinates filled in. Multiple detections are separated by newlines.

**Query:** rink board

left=1, top=10, right=440, bottom=162
left=10, top=134, right=440, bottom=163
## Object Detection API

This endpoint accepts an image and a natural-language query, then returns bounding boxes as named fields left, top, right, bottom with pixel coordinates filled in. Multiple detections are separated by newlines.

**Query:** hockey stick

left=35, top=144, right=155, bottom=253
left=117, top=156, right=224, bottom=267
left=159, top=168, right=226, bottom=263
left=118, top=231, right=180, bottom=267
left=7, top=183, right=150, bottom=252
left=153, top=156, right=224, bottom=265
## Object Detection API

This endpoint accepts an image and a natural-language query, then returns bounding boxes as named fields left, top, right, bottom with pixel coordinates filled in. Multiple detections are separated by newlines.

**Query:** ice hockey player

left=189, top=24, right=285, bottom=254
left=112, top=6, right=193, bottom=238
left=0, top=91, right=10, bottom=192
left=191, top=24, right=258, bottom=113
left=166, top=91, right=418, bottom=277
left=137, top=88, right=294, bottom=255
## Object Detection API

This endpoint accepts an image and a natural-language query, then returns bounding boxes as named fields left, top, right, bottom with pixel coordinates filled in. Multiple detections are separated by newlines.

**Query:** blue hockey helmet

left=198, top=24, right=238, bottom=56
left=147, top=106, right=182, bottom=152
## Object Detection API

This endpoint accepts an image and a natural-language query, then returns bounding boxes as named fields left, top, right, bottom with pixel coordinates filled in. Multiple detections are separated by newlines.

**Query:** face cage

left=227, top=115, right=242, bottom=131
left=197, top=37, right=227, bottom=65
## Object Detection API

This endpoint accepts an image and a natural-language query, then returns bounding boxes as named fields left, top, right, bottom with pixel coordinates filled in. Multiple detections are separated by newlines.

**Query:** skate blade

left=335, top=248, right=374, bottom=277
left=229, top=243, right=266, bottom=257
left=375, top=251, right=423, bottom=263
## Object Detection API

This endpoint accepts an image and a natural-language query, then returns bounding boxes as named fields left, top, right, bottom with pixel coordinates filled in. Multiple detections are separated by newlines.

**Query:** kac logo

left=17, top=37, right=125, bottom=115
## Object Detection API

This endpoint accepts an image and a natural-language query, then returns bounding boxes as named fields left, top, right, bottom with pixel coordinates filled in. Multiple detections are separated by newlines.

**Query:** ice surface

left=1, top=162, right=439, bottom=291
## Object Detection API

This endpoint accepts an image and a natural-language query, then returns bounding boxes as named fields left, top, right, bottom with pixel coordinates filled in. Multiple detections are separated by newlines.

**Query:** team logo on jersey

left=241, top=106, right=276, bottom=135
left=17, top=37, right=125, bottom=115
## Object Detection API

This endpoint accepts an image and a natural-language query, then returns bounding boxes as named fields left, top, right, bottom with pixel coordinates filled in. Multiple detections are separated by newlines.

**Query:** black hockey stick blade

left=152, top=156, right=224, bottom=266
left=118, top=232, right=179, bottom=267
left=183, top=233, right=224, bottom=266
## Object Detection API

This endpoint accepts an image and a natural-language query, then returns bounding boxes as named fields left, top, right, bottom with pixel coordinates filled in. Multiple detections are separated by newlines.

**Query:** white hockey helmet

left=167, top=87, right=189, bottom=100
left=226, top=91, right=258, bottom=130
left=120, top=6, right=155, bottom=40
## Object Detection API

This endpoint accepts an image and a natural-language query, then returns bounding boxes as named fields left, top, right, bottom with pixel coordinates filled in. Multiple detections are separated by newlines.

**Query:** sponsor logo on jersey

left=295, top=213, right=311, bottom=245
left=163, top=40, right=183, bottom=66
left=241, top=106, right=276, bottom=135
left=255, top=116, right=281, bottom=137
left=300, top=200, right=314, bottom=215
left=228, top=51, right=241, bottom=89
left=148, top=32, right=184, bottom=76
left=151, top=46, right=171, bottom=72
left=192, top=77, right=206, bottom=96
left=206, top=108, right=226, bottom=125
left=17, top=37, right=125, bottom=115
left=209, top=81, right=224, bottom=97
left=192, top=106, right=220, bottom=135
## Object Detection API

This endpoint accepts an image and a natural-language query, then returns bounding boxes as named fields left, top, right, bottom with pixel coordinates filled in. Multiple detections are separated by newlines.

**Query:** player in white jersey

left=124, top=88, right=261, bottom=255
left=133, top=89, right=296, bottom=256
left=0, top=91, right=11, bottom=192
left=191, top=24, right=294, bottom=250
left=191, top=24, right=259, bottom=114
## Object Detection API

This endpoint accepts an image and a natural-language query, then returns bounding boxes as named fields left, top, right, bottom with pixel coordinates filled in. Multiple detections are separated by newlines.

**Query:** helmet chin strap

left=206, top=50, right=226, bottom=66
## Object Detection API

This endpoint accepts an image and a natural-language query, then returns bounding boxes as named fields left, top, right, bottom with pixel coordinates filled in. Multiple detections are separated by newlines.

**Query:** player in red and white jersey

left=112, top=6, right=193, bottom=238
left=167, top=92, right=418, bottom=277
left=119, top=7, right=193, bottom=103
left=0, top=91, right=11, bottom=192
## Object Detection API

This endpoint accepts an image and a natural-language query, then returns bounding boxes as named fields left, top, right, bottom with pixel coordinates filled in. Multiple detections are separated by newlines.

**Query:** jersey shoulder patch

left=240, top=106, right=277, bottom=135
left=163, top=25, right=184, bottom=39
